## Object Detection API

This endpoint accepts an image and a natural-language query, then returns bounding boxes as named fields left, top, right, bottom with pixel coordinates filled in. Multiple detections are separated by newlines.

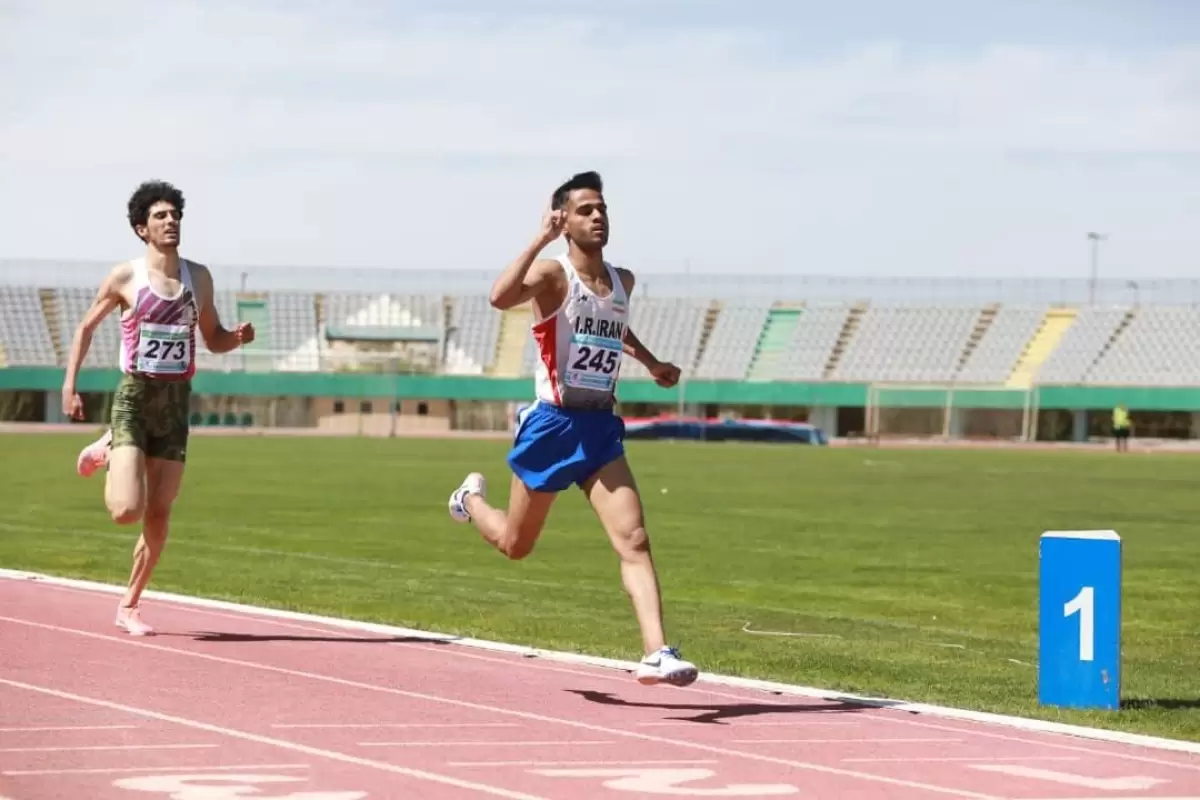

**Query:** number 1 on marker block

left=1063, top=585, right=1094, bottom=662
left=1038, top=529, right=1121, bottom=710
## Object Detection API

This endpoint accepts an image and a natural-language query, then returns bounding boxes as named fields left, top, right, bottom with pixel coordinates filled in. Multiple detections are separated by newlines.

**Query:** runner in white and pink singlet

left=118, top=257, right=199, bottom=381
left=63, top=180, right=255, bottom=637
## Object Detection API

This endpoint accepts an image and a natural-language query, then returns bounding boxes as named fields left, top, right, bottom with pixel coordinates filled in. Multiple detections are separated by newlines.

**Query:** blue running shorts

left=507, top=401, right=626, bottom=493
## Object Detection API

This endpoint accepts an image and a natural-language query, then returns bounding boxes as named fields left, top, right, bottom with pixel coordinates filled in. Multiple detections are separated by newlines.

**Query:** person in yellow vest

left=1112, top=404, right=1131, bottom=452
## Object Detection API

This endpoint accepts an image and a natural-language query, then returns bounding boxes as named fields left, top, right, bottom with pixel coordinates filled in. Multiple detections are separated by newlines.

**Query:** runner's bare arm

left=622, top=327, right=660, bottom=368
left=192, top=264, right=256, bottom=353
left=615, top=269, right=653, bottom=363
left=617, top=268, right=681, bottom=388
left=62, top=264, right=130, bottom=417
left=489, top=208, right=566, bottom=310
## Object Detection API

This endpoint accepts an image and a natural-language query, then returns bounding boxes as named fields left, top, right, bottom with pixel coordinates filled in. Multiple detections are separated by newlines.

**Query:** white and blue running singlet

left=531, top=255, right=629, bottom=411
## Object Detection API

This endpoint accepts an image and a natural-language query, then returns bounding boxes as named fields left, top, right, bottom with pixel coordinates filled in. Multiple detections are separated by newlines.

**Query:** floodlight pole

left=1087, top=232, right=1107, bottom=305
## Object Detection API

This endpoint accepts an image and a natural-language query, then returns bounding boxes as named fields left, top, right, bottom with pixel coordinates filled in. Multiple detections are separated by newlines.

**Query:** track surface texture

left=1, top=574, right=1198, bottom=800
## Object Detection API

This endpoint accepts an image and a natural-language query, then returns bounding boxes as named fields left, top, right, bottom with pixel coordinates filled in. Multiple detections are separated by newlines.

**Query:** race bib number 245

left=566, top=339, right=620, bottom=390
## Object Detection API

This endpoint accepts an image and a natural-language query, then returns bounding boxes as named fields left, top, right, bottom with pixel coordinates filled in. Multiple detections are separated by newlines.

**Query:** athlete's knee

left=142, top=502, right=173, bottom=533
left=612, top=524, right=651, bottom=561
left=500, top=541, right=535, bottom=560
left=499, top=520, right=543, bottom=560
left=108, top=500, right=144, bottom=525
left=111, top=508, right=142, bottom=525
left=499, top=531, right=537, bottom=560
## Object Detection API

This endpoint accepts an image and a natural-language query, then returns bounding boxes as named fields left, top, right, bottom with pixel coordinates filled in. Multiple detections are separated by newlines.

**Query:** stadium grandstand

left=2, top=258, right=1199, bottom=443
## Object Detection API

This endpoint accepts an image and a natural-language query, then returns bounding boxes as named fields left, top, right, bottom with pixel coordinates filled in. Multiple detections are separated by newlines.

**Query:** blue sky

left=1, top=0, right=1196, bottom=285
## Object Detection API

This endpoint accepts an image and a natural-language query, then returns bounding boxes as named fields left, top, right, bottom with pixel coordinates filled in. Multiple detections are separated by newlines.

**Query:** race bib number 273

left=136, top=322, right=191, bottom=375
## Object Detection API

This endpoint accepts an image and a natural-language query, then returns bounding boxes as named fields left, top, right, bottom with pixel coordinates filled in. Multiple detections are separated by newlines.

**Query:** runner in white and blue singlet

left=446, top=171, right=698, bottom=687
left=510, top=250, right=630, bottom=486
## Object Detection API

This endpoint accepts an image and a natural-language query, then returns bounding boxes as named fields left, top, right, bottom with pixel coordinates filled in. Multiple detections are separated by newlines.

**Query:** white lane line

left=273, top=722, right=519, bottom=729
left=869, top=716, right=1200, bottom=772
left=724, top=743, right=960, bottom=748
left=0, top=678, right=550, bottom=800
left=4, top=763, right=309, bottom=777
left=637, top=720, right=858, bottom=727
left=360, top=740, right=613, bottom=748
left=842, top=756, right=1083, bottom=764
left=0, top=725, right=138, bottom=732
left=0, top=743, right=217, bottom=753
left=450, top=760, right=720, bottom=767
left=0, top=615, right=1004, bottom=800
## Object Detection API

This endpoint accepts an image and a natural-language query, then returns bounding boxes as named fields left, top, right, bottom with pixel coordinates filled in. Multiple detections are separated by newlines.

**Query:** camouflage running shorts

left=110, top=372, right=192, bottom=462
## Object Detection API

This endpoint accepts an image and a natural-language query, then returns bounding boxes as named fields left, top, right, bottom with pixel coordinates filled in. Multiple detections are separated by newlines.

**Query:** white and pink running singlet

left=118, top=258, right=199, bottom=380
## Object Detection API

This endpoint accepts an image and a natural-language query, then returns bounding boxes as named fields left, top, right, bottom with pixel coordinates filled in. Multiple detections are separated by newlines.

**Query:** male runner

left=63, top=180, right=255, bottom=636
left=447, top=171, right=699, bottom=687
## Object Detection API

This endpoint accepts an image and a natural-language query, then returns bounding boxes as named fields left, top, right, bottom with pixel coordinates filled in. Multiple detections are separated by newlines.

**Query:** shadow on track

left=566, top=688, right=893, bottom=725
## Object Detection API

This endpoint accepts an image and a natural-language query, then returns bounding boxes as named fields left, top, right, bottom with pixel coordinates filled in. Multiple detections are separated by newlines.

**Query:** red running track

left=1, top=575, right=1198, bottom=800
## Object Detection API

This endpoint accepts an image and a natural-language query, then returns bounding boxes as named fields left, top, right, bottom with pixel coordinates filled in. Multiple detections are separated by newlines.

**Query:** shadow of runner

left=566, top=688, right=876, bottom=724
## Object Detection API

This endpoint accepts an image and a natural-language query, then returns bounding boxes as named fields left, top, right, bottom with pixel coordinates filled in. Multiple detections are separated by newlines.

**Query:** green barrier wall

left=0, top=367, right=861, bottom=404
left=5, top=367, right=1200, bottom=411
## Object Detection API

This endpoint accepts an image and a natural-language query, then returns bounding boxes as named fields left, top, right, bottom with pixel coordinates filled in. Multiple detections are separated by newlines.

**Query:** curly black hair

left=127, top=180, right=185, bottom=241
left=550, top=171, right=603, bottom=211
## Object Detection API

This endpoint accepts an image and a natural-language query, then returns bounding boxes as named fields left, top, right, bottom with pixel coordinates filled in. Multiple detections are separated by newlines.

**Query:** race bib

left=136, top=321, right=192, bottom=375
left=565, top=336, right=621, bottom=391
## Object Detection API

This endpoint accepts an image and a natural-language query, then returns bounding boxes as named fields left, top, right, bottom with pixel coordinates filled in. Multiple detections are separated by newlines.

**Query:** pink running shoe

left=115, top=605, right=154, bottom=636
left=77, top=429, right=112, bottom=477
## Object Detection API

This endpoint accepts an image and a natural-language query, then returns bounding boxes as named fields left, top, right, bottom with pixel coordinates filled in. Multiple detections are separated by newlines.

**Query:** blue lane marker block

left=1038, top=529, right=1122, bottom=711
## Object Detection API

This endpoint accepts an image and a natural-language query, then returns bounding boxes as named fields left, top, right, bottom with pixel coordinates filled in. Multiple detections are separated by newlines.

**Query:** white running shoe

left=115, top=605, right=155, bottom=637
left=77, top=429, right=112, bottom=478
left=636, top=646, right=699, bottom=687
left=448, top=472, right=487, bottom=523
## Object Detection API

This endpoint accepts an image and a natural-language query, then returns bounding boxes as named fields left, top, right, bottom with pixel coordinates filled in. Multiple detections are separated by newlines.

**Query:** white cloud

left=0, top=0, right=1196, bottom=286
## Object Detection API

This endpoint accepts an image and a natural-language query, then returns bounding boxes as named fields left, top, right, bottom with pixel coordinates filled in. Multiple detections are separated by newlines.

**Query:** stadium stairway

left=693, top=303, right=721, bottom=370
left=747, top=306, right=802, bottom=381
left=39, top=289, right=63, bottom=365
left=1006, top=307, right=1077, bottom=388
left=491, top=306, right=531, bottom=376
left=822, top=302, right=865, bottom=378
left=956, top=303, right=997, bottom=373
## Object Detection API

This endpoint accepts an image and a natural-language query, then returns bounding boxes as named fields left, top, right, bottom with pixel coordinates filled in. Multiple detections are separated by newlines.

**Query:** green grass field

left=1, top=432, right=1196, bottom=743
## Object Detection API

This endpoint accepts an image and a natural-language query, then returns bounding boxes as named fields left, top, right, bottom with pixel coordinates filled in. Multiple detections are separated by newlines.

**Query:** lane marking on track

left=724, top=743, right=960, bottom=748
left=0, top=677, right=551, bottom=800
left=842, top=756, right=1082, bottom=764
left=0, top=743, right=217, bottom=753
left=272, top=722, right=519, bottom=729
left=450, top=760, right=721, bottom=767
left=7, top=568, right=1200, bottom=759
left=0, top=725, right=138, bottom=732
left=359, top=740, right=615, bottom=747
left=0, top=615, right=1004, bottom=799
left=3, top=764, right=309, bottom=777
